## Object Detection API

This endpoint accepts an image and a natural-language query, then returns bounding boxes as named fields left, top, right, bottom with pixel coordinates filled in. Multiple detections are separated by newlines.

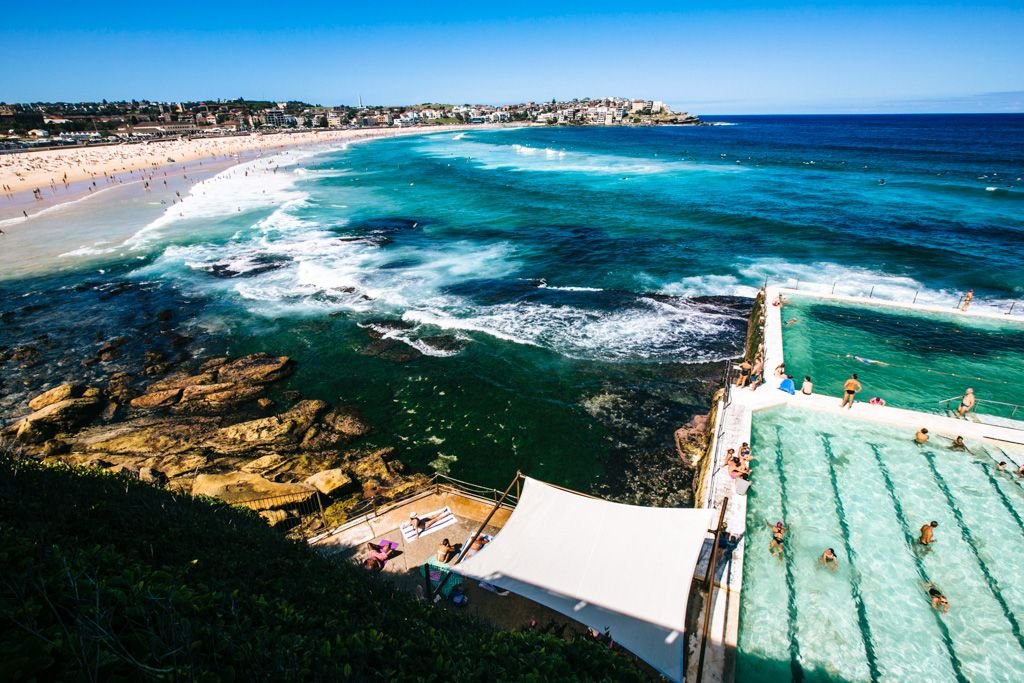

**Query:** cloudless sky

left=3, top=1, right=1023, bottom=113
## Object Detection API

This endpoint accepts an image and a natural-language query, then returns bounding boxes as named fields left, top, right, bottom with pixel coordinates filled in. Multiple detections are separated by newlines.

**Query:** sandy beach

left=0, top=126, right=469, bottom=212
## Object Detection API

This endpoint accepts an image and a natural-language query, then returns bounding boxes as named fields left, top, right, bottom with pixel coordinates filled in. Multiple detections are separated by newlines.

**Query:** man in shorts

left=840, top=373, right=862, bottom=409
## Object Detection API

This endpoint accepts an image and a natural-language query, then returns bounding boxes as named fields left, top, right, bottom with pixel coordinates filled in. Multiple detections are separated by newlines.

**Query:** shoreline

left=0, top=126, right=478, bottom=223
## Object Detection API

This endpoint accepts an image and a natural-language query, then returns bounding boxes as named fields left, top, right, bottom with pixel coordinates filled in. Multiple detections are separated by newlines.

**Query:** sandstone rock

left=29, top=383, right=85, bottom=411
left=204, top=400, right=326, bottom=455
left=674, top=413, right=710, bottom=468
left=76, top=419, right=215, bottom=456
left=360, top=338, right=421, bottom=363
left=130, top=387, right=183, bottom=409
left=215, top=353, right=295, bottom=385
left=97, top=337, right=128, bottom=362
left=259, top=509, right=290, bottom=527
left=147, top=371, right=218, bottom=393
left=304, top=468, right=354, bottom=496
left=191, top=472, right=314, bottom=508
left=200, top=357, right=229, bottom=372
left=241, top=453, right=286, bottom=473
left=101, top=401, right=121, bottom=421
left=40, top=439, right=69, bottom=456
left=139, top=466, right=168, bottom=487
left=178, top=382, right=265, bottom=407
left=257, top=397, right=275, bottom=410
left=348, top=448, right=396, bottom=483
left=14, top=394, right=103, bottom=443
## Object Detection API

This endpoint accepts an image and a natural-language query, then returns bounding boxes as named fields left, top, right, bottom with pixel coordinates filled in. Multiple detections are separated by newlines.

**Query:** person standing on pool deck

left=840, top=373, right=861, bottom=409
left=920, top=521, right=938, bottom=545
left=958, top=388, right=975, bottom=418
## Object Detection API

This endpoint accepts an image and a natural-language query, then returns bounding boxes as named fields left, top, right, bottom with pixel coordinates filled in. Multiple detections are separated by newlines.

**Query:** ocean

left=2, top=115, right=1022, bottom=501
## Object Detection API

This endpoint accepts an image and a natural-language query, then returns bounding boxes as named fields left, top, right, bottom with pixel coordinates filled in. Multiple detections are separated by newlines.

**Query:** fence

left=770, top=278, right=1021, bottom=316
left=937, top=395, right=1023, bottom=422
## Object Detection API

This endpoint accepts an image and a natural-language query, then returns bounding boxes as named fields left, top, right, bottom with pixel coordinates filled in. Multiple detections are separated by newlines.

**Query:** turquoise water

left=738, top=407, right=1024, bottom=682
left=780, top=295, right=1024, bottom=419
left=2, top=116, right=1023, bottom=498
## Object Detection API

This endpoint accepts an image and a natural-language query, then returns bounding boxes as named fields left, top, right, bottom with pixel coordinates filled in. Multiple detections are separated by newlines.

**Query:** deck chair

left=400, top=506, right=457, bottom=542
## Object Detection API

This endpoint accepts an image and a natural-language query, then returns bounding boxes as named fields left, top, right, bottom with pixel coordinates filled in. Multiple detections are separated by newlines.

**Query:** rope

left=785, top=324, right=1024, bottom=357
left=821, top=353, right=1009, bottom=385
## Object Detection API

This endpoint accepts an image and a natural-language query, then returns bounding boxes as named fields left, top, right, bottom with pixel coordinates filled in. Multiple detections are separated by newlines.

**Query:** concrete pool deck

left=696, top=285, right=1024, bottom=683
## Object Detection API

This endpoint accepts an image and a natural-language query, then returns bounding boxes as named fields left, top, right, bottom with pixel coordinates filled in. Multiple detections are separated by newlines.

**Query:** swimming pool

left=736, top=407, right=1024, bottom=682
left=779, top=296, right=1024, bottom=421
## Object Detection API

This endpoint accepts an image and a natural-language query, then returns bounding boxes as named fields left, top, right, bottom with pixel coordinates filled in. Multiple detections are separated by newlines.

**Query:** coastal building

left=263, top=109, right=286, bottom=127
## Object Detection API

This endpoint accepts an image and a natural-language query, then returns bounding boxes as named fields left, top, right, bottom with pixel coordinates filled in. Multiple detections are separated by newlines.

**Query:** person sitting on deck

left=958, top=388, right=976, bottom=418
left=801, top=376, right=813, bottom=395
left=819, top=548, right=839, bottom=570
left=914, top=428, right=930, bottom=445
left=436, top=538, right=456, bottom=563
left=868, top=397, right=886, bottom=406
left=928, top=585, right=950, bottom=614
left=920, top=521, right=938, bottom=545
left=739, top=443, right=753, bottom=461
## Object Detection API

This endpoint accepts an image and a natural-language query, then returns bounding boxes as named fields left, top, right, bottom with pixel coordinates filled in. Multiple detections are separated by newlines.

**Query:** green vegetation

left=0, top=456, right=645, bottom=681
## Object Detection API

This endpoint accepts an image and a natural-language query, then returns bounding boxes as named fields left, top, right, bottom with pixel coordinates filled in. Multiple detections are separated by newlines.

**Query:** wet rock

left=75, top=418, right=216, bottom=456
left=281, top=390, right=302, bottom=403
left=305, top=468, right=354, bottom=496
left=11, top=345, right=41, bottom=368
left=420, top=335, right=466, bottom=354
left=40, top=439, right=70, bottom=456
left=191, top=472, right=315, bottom=507
left=216, top=353, right=295, bottom=385
left=360, top=338, right=421, bottom=363
left=97, top=337, right=129, bottom=362
left=363, top=319, right=415, bottom=340
left=200, top=357, right=229, bottom=372
left=156, top=309, right=173, bottom=322
left=322, top=407, right=371, bottom=438
left=674, top=413, right=709, bottom=467
left=148, top=371, right=219, bottom=393
left=130, top=387, right=183, bottom=409
left=204, top=400, right=327, bottom=455
left=348, top=448, right=396, bottom=484
left=28, top=383, right=86, bottom=412
left=257, top=397, right=275, bottom=410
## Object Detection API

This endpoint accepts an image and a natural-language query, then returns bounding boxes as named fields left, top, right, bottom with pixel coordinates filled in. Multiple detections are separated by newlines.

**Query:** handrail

left=695, top=498, right=730, bottom=683
left=769, top=279, right=1022, bottom=317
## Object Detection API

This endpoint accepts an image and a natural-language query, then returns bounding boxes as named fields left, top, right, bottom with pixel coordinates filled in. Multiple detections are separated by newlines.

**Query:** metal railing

left=772, top=279, right=1021, bottom=316
left=937, top=395, right=1023, bottom=421
left=306, top=473, right=521, bottom=544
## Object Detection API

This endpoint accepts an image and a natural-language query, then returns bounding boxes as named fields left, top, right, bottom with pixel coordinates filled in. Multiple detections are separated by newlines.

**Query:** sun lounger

left=419, top=556, right=464, bottom=598
left=400, top=506, right=457, bottom=542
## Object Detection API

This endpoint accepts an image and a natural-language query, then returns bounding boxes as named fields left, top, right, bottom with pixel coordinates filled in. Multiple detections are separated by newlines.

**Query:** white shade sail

left=454, top=477, right=717, bottom=682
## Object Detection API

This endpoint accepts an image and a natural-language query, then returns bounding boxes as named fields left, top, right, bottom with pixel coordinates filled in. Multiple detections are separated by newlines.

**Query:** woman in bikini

left=768, top=521, right=787, bottom=558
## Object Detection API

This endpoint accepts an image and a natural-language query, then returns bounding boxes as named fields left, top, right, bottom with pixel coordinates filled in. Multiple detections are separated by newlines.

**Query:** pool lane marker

left=970, top=456, right=1024, bottom=537
left=921, top=449, right=1024, bottom=651
left=820, top=435, right=880, bottom=683
left=772, top=425, right=805, bottom=683
left=868, top=443, right=969, bottom=683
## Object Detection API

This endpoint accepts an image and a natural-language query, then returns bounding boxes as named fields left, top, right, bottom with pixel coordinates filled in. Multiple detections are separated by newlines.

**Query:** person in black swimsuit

left=768, top=521, right=787, bottom=558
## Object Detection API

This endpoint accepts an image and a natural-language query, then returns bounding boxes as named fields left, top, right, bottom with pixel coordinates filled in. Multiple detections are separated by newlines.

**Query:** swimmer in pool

left=927, top=585, right=950, bottom=614
left=914, top=428, right=930, bottom=445
left=920, top=521, right=938, bottom=545
left=846, top=354, right=890, bottom=366
left=767, top=521, right=787, bottom=558
left=819, top=548, right=839, bottom=570
left=947, top=435, right=971, bottom=453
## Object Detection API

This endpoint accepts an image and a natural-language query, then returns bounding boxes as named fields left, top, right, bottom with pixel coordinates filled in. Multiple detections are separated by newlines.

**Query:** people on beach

left=919, top=521, right=938, bottom=545
left=801, top=376, right=813, bottom=395
left=961, top=289, right=974, bottom=312
left=914, top=428, right=930, bottom=445
left=768, top=521, right=787, bottom=557
left=957, top=388, right=975, bottom=418
left=819, top=548, right=839, bottom=570
left=928, top=585, right=950, bottom=614
left=840, top=373, right=861, bottom=409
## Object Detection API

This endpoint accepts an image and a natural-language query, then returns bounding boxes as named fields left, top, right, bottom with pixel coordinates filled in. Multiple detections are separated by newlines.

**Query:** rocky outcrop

left=5, top=352, right=426, bottom=531
left=674, top=413, right=710, bottom=467
left=7, top=387, right=103, bottom=444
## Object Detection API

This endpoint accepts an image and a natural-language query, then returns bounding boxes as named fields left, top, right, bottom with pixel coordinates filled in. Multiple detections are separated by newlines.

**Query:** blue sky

left=3, top=1, right=1023, bottom=113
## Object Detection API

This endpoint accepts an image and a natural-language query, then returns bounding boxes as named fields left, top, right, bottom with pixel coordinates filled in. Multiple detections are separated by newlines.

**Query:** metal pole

left=1010, top=302, right=1017, bottom=316
left=431, top=471, right=521, bottom=600
left=831, top=281, right=836, bottom=295
left=315, top=492, right=327, bottom=530
left=913, top=290, right=919, bottom=304
left=696, top=498, right=730, bottom=683
left=869, top=286, right=875, bottom=299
